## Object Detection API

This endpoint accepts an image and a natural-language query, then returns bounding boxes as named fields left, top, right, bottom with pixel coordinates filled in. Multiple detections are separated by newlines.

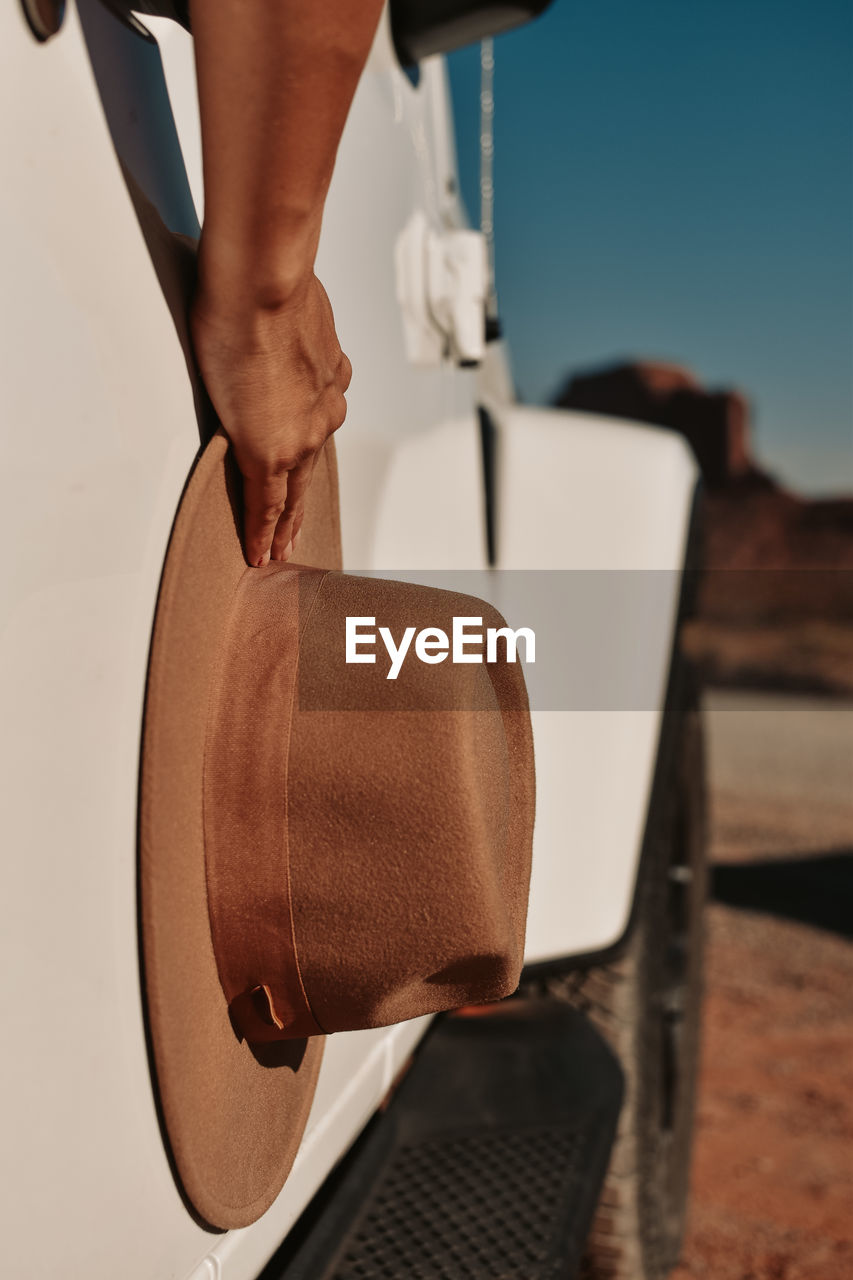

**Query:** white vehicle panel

left=490, top=405, right=698, bottom=960
left=366, top=414, right=488, bottom=570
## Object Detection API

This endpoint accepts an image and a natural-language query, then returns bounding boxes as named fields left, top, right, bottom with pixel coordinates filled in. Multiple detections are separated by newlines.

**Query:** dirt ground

left=672, top=691, right=853, bottom=1280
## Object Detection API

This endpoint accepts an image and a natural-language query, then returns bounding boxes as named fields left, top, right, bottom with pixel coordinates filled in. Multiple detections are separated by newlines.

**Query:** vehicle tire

left=523, top=669, right=708, bottom=1280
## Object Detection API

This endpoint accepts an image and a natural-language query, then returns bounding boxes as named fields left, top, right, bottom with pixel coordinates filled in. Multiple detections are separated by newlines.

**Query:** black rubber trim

left=19, top=0, right=66, bottom=42
left=477, top=405, right=498, bottom=567
left=485, top=314, right=503, bottom=343
left=522, top=475, right=705, bottom=979
left=390, top=0, right=553, bottom=68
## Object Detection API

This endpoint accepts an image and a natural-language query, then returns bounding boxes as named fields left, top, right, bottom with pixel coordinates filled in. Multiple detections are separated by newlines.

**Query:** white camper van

left=1, top=2, right=705, bottom=1277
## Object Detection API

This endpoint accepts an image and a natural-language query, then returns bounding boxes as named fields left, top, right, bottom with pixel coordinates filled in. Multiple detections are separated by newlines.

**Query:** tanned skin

left=189, top=0, right=385, bottom=567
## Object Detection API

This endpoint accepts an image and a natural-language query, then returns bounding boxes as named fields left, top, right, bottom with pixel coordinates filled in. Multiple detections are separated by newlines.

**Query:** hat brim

left=139, top=430, right=341, bottom=1229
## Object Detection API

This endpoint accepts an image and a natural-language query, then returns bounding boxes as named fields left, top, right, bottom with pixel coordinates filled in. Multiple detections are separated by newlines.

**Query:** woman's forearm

left=191, top=0, right=385, bottom=308
left=188, top=0, right=384, bottom=568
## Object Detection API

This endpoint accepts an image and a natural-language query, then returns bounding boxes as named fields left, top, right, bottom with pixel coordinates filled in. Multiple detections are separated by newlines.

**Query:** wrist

left=196, top=216, right=320, bottom=315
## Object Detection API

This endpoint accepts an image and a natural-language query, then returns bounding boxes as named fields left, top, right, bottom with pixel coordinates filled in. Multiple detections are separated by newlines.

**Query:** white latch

left=395, top=210, right=487, bottom=367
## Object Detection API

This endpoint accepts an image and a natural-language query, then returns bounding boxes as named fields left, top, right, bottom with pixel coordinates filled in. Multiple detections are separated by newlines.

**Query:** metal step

left=261, top=998, right=624, bottom=1280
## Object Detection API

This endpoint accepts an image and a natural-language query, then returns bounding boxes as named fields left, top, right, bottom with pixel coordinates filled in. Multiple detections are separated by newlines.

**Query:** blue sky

left=448, top=0, right=852, bottom=495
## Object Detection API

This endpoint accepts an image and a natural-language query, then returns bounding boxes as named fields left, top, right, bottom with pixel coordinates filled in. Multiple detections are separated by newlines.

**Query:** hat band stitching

left=280, top=568, right=332, bottom=1037
left=202, top=565, right=329, bottom=1043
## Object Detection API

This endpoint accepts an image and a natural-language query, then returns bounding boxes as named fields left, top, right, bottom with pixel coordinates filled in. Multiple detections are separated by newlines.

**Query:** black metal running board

left=260, top=998, right=624, bottom=1280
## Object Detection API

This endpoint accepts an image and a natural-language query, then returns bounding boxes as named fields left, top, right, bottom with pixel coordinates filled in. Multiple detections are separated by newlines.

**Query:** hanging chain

left=479, top=37, right=499, bottom=327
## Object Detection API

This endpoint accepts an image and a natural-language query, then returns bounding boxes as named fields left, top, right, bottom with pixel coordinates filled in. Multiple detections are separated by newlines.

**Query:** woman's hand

left=191, top=273, right=351, bottom=567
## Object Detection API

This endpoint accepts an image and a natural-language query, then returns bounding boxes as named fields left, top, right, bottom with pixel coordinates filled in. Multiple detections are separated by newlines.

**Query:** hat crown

left=203, top=562, right=534, bottom=1044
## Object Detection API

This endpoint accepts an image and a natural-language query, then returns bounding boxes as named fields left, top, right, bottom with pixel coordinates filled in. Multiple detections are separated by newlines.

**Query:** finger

left=271, top=456, right=317, bottom=561
left=241, top=468, right=288, bottom=568
left=291, top=508, right=306, bottom=551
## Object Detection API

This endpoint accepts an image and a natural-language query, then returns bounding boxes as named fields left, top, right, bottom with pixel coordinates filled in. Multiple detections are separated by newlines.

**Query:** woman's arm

left=189, top=0, right=385, bottom=566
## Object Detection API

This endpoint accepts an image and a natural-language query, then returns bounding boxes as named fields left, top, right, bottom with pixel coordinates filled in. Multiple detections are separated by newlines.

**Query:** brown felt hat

left=139, top=430, right=535, bottom=1230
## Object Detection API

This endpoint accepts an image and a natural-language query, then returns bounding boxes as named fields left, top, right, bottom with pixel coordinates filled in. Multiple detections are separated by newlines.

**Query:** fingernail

left=282, top=540, right=293, bottom=562
left=256, top=552, right=270, bottom=568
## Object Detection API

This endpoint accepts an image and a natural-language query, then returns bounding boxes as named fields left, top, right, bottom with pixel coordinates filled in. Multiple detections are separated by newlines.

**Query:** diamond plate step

left=260, top=998, right=624, bottom=1280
